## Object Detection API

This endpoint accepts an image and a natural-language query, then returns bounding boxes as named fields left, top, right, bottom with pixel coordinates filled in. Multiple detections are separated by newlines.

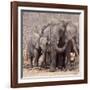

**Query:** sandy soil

left=23, top=67, right=79, bottom=77
left=23, top=56, right=79, bottom=78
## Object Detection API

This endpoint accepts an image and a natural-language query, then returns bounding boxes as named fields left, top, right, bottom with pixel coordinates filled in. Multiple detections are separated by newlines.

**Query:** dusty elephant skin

left=22, top=10, right=80, bottom=74
left=66, top=22, right=79, bottom=54
left=56, top=35, right=66, bottom=70
left=38, top=36, right=48, bottom=68
left=27, top=32, right=41, bottom=68
left=36, top=21, right=68, bottom=72
left=64, top=22, right=79, bottom=71
left=56, top=21, right=79, bottom=71
left=26, top=21, right=79, bottom=72
left=27, top=25, right=49, bottom=68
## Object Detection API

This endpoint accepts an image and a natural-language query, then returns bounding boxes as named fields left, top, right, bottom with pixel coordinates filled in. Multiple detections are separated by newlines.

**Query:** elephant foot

left=38, top=67, right=42, bottom=70
left=33, top=64, right=38, bottom=68
left=63, top=68, right=67, bottom=72
left=57, top=66, right=62, bottom=69
left=29, top=65, right=33, bottom=68
left=49, top=67, right=56, bottom=72
left=69, top=67, right=73, bottom=71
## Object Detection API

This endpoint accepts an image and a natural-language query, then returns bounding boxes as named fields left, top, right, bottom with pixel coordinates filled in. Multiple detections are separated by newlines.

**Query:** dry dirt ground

left=23, top=68, right=79, bottom=77
left=23, top=57, right=79, bottom=77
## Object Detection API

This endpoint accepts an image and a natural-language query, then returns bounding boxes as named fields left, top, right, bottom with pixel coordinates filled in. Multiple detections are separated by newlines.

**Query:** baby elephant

left=38, top=36, right=48, bottom=69
left=38, top=53, right=46, bottom=69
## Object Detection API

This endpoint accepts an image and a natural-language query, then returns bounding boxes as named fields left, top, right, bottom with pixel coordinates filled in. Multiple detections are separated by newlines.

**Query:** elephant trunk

left=55, top=42, right=67, bottom=52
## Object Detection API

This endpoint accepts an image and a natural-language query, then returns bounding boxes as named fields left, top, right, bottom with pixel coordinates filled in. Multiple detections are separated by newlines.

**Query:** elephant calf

left=38, top=53, right=46, bottom=69
left=38, top=36, right=48, bottom=69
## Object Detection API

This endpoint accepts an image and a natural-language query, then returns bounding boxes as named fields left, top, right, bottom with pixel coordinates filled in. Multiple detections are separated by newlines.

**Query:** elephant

left=27, top=32, right=42, bottom=68
left=27, top=23, right=51, bottom=68
left=38, top=36, right=48, bottom=69
left=27, top=21, right=79, bottom=72
left=65, top=21, right=79, bottom=56
left=40, top=21, right=68, bottom=72
left=62, top=21, right=79, bottom=70
left=56, top=21, right=79, bottom=71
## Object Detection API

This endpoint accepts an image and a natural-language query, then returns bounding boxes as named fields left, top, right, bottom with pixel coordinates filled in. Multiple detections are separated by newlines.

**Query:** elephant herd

left=26, top=20, right=79, bottom=72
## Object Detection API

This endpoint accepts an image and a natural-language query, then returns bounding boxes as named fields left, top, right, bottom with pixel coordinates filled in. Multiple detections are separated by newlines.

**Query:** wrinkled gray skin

left=56, top=21, right=79, bottom=70
left=28, top=24, right=50, bottom=68
left=65, top=22, right=79, bottom=56
left=64, top=22, right=79, bottom=70
left=28, top=21, right=78, bottom=72
left=38, top=36, right=48, bottom=68
left=40, top=21, right=68, bottom=72
left=56, top=35, right=66, bottom=70
left=28, top=32, right=41, bottom=68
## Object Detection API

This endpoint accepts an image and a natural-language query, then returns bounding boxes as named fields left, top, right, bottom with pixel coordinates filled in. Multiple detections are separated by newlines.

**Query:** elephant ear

left=65, top=22, right=77, bottom=40
left=31, top=32, right=40, bottom=49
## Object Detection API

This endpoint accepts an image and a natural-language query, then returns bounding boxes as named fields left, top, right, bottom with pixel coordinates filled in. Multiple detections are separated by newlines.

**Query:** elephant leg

left=38, top=53, right=45, bottom=69
left=62, top=53, right=66, bottom=71
left=65, top=56, right=68, bottom=71
left=65, top=54, right=70, bottom=71
left=49, top=50, right=56, bottom=72
left=70, top=61, right=75, bottom=70
left=30, top=57, right=33, bottom=68
left=69, top=62, right=73, bottom=71
left=33, top=49, right=39, bottom=67
left=46, top=52, right=50, bottom=67
left=28, top=51, right=33, bottom=68
left=57, top=54, right=62, bottom=69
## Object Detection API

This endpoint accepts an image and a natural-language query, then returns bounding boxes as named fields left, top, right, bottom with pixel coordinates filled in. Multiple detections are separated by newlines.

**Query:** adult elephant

left=63, top=21, right=79, bottom=70
left=56, top=21, right=79, bottom=71
left=41, top=21, right=68, bottom=72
